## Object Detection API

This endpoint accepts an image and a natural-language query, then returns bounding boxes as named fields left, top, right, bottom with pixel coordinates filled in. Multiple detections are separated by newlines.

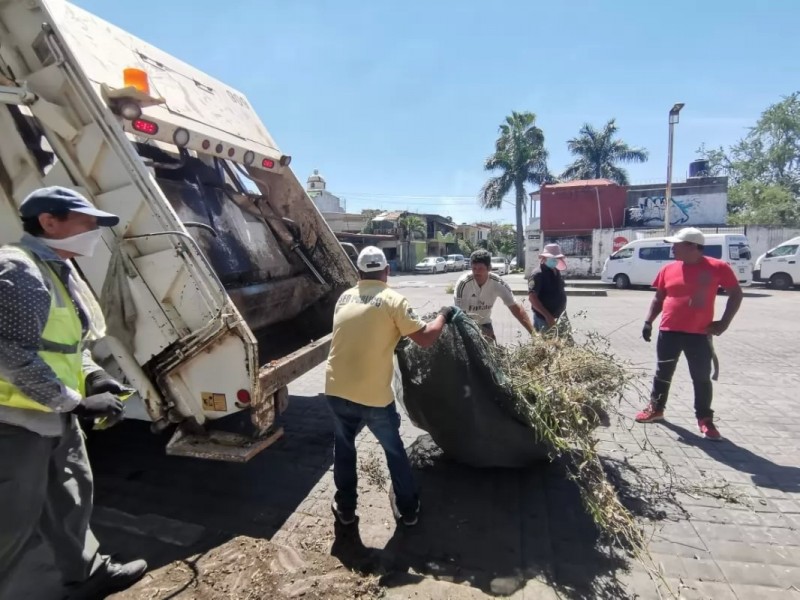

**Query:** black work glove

left=74, top=392, right=124, bottom=419
left=642, top=321, right=653, bottom=342
left=438, top=306, right=456, bottom=323
left=85, top=370, right=130, bottom=396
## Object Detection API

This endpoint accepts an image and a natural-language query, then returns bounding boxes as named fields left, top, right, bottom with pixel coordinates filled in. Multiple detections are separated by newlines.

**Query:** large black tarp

left=394, top=312, right=549, bottom=468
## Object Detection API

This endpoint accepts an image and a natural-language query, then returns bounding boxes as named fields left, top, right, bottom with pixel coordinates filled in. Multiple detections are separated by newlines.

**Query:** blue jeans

left=326, top=396, right=418, bottom=516
left=533, top=313, right=548, bottom=332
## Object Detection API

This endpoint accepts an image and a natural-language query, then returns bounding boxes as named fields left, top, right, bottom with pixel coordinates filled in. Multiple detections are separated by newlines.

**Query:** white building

left=305, top=170, right=368, bottom=233
left=306, top=169, right=344, bottom=213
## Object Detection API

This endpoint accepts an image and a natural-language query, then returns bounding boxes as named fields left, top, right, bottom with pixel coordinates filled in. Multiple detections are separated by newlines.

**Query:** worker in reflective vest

left=0, top=187, right=147, bottom=599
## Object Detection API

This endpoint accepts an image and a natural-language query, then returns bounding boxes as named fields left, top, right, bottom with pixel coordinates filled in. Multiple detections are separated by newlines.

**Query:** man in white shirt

left=453, top=249, right=533, bottom=340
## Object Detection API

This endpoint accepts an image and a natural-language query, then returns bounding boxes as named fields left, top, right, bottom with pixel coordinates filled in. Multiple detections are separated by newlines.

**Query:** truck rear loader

left=0, top=0, right=357, bottom=461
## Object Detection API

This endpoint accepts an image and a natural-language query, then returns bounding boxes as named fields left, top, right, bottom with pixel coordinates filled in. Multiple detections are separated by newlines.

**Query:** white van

left=601, top=234, right=753, bottom=289
left=754, top=236, right=800, bottom=290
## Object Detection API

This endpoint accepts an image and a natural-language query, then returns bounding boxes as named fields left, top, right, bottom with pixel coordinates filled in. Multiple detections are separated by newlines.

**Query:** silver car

left=415, top=256, right=446, bottom=274
left=445, top=254, right=466, bottom=271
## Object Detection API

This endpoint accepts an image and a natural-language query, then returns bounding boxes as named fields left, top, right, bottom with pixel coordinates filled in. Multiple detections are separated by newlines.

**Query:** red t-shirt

left=653, top=257, right=739, bottom=334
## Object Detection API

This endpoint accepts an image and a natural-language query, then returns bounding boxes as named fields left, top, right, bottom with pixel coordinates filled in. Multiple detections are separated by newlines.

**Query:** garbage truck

left=0, top=0, right=357, bottom=461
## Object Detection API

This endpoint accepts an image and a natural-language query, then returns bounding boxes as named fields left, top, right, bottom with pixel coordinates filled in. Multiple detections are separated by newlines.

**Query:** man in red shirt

left=635, top=228, right=743, bottom=440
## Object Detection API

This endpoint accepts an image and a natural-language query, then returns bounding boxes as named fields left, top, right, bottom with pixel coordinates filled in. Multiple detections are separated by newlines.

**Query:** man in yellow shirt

left=326, top=246, right=452, bottom=527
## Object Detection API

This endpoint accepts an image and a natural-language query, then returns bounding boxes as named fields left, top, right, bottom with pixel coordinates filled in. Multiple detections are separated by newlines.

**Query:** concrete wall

left=524, top=226, right=594, bottom=278
left=561, top=257, right=593, bottom=278
left=745, top=227, right=800, bottom=259
left=524, top=256, right=593, bottom=279
left=626, top=177, right=728, bottom=228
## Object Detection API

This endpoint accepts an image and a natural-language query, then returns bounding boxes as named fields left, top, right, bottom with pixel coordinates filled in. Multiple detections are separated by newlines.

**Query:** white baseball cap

left=665, top=227, right=705, bottom=245
left=356, top=246, right=388, bottom=272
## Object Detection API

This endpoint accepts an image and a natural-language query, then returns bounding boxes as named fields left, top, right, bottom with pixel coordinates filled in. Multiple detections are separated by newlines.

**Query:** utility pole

left=665, top=103, right=684, bottom=236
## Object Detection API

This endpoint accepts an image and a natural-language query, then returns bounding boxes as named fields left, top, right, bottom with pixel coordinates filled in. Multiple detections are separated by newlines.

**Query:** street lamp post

left=665, top=102, right=684, bottom=236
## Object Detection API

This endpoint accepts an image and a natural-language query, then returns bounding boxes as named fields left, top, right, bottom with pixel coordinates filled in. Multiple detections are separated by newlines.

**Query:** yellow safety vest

left=0, top=248, right=84, bottom=412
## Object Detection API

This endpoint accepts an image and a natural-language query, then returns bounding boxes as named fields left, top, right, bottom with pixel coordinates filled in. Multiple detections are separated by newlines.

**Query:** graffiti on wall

left=545, top=235, right=592, bottom=256
left=626, top=192, right=727, bottom=227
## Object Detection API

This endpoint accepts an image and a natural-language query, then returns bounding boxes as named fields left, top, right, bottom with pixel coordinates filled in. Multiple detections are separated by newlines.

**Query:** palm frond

left=479, top=174, right=514, bottom=210
left=605, top=165, right=630, bottom=186
left=485, top=152, right=513, bottom=173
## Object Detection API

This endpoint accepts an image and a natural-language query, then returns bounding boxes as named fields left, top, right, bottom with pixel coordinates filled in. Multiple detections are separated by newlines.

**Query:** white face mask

left=41, top=228, right=103, bottom=257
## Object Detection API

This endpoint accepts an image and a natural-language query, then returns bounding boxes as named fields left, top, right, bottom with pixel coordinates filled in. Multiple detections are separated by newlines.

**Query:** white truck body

left=754, top=236, right=800, bottom=290
left=0, top=0, right=356, bottom=460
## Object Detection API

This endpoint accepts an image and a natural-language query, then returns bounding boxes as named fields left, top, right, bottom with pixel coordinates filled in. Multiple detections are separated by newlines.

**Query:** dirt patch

left=110, top=536, right=383, bottom=600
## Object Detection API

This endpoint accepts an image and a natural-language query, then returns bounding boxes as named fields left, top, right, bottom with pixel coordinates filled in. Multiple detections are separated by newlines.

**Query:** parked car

left=509, top=257, right=518, bottom=270
left=464, top=256, right=471, bottom=269
left=754, top=236, right=800, bottom=290
left=601, top=234, right=752, bottom=289
left=415, top=256, right=447, bottom=274
left=490, top=256, right=509, bottom=275
left=445, top=254, right=466, bottom=271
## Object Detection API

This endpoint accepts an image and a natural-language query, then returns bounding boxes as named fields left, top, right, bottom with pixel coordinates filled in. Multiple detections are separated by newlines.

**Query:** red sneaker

left=698, top=418, right=722, bottom=441
left=635, top=403, right=665, bottom=423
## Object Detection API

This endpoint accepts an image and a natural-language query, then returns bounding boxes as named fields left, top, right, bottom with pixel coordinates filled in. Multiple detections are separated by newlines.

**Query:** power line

left=339, top=192, right=480, bottom=199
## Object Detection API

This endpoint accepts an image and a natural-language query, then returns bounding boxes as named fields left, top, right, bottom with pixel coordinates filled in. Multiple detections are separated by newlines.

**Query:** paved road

left=8, top=276, right=800, bottom=599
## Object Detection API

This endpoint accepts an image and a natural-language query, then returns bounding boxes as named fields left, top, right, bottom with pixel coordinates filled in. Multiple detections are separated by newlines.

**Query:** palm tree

left=398, top=215, right=426, bottom=241
left=480, top=111, right=551, bottom=269
left=562, top=119, right=648, bottom=185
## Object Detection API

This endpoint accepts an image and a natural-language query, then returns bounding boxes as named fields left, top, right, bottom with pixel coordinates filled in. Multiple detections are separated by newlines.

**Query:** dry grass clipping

left=493, top=322, right=647, bottom=552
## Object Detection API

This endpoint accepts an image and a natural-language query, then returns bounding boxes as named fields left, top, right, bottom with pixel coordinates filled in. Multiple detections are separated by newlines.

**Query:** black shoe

left=400, top=501, right=420, bottom=526
left=331, top=500, right=357, bottom=526
left=390, top=488, right=420, bottom=527
left=66, top=557, right=148, bottom=599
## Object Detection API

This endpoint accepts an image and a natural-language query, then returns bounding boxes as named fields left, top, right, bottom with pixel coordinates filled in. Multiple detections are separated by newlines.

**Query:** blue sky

left=74, top=0, right=799, bottom=225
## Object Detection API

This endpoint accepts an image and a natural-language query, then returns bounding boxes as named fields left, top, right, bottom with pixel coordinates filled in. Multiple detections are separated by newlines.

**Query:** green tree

left=562, top=119, right=648, bottom=185
left=491, top=224, right=517, bottom=258
left=727, top=181, right=800, bottom=226
left=398, top=215, right=426, bottom=240
left=480, top=111, right=551, bottom=269
left=435, top=231, right=456, bottom=244
left=457, top=238, right=475, bottom=255
left=699, top=92, right=800, bottom=226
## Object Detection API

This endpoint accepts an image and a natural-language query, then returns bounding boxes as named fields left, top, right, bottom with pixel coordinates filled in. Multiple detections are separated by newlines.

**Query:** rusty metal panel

left=165, top=428, right=284, bottom=463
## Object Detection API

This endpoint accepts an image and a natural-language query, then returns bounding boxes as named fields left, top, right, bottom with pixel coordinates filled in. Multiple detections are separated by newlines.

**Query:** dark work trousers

left=0, top=416, right=101, bottom=600
left=650, top=331, right=714, bottom=420
left=326, top=396, right=419, bottom=517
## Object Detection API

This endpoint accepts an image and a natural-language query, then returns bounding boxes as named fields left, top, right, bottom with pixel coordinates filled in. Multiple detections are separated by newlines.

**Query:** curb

left=511, top=287, right=608, bottom=297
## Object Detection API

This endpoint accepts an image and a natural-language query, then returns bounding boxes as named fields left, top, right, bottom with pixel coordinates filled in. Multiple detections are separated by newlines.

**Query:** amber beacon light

left=123, top=67, right=150, bottom=95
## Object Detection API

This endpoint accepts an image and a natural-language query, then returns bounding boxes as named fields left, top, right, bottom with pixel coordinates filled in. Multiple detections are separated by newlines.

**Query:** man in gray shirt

left=0, top=187, right=147, bottom=599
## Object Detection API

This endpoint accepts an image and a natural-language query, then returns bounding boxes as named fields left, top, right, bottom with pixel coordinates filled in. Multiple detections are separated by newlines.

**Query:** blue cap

left=19, top=186, right=119, bottom=227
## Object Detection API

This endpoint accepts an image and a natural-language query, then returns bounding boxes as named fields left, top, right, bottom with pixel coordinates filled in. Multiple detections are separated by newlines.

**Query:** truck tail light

left=132, top=119, right=158, bottom=135
left=262, top=158, right=275, bottom=169
left=236, top=389, right=251, bottom=404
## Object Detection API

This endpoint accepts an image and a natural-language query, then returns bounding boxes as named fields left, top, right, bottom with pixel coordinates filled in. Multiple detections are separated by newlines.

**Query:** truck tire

left=614, top=274, right=630, bottom=290
left=770, top=272, right=793, bottom=291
